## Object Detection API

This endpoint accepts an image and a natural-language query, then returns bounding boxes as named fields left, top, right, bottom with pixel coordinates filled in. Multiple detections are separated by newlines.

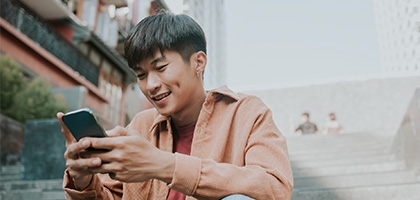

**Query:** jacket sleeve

left=63, top=170, right=123, bottom=200
left=62, top=109, right=160, bottom=200
left=169, top=97, right=294, bottom=199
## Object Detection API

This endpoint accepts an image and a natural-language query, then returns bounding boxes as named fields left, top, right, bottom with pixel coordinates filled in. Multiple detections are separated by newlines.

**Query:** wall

left=0, top=18, right=108, bottom=120
left=392, top=88, right=420, bottom=172
left=21, top=119, right=66, bottom=180
left=244, top=75, right=420, bottom=135
left=0, top=114, right=24, bottom=166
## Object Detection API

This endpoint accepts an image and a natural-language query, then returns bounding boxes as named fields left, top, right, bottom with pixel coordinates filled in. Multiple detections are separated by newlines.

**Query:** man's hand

left=83, top=126, right=176, bottom=184
left=57, top=112, right=100, bottom=190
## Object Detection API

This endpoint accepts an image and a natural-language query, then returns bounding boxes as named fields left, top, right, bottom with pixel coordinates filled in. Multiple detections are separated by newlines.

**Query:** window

left=99, top=61, right=124, bottom=126
left=89, top=48, right=101, bottom=66
left=77, top=42, right=89, bottom=55
left=81, top=0, right=98, bottom=30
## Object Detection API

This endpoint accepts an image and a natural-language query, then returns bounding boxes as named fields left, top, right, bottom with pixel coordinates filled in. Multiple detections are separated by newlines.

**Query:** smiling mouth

left=152, top=92, right=171, bottom=101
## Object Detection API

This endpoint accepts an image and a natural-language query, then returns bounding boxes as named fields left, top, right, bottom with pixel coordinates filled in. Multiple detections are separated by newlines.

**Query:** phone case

left=62, top=108, right=107, bottom=141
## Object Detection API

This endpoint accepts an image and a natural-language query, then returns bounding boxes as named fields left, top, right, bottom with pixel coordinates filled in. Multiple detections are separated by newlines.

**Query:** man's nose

left=146, top=72, right=161, bottom=92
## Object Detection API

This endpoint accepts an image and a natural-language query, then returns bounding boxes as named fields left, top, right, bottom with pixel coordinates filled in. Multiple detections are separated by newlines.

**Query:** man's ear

left=194, top=51, right=207, bottom=75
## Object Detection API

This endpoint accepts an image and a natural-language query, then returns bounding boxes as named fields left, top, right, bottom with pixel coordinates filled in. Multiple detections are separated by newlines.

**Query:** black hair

left=329, top=113, right=336, bottom=120
left=124, top=12, right=207, bottom=69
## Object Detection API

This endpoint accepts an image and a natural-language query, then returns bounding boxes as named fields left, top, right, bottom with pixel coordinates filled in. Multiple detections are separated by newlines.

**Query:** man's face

left=134, top=50, right=203, bottom=117
left=302, top=115, right=309, bottom=122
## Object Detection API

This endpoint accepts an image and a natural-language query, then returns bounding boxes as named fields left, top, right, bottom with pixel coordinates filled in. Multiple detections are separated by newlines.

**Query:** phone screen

left=62, top=108, right=108, bottom=141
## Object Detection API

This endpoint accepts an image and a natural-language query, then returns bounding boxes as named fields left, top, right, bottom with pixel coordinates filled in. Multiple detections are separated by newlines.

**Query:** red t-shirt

left=166, top=122, right=196, bottom=200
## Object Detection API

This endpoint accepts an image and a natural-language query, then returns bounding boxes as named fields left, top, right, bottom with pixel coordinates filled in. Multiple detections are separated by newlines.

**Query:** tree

left=11, top=77, right=69, bottom=122
left=0, top=55, right=68, bottom=122
left=0, top=55, right=27, bottom=116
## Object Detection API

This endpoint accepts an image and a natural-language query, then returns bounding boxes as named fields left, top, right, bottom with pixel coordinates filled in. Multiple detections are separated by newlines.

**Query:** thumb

left=57, top=112, right=76, bottom=145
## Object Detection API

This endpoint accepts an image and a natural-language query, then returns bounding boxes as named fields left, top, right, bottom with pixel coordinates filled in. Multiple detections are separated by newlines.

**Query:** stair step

left=288, top=132, right=418, bottom=199
left=287, top=136, right=393, bottom=152
left=289, top=148, right=394, bottom=162
left=0, top=165, right=22, bottom=182
left=288, top=141, right=393, bottom=153
left=287, top=134, right=393, bottom=146
left=291, top=182, right=420, bottom=200
left=286, top=133, right=393, bottom=142
left=0, top=179, right=63, bottom=191
left=291, top=154, right=397, bottom=169
left=0, top=189, right=65, bottom=200
left=292, top=159, right=406, bottom=178
left=294, top=170, right=417, bottom=189
left=0, top=174, right=21, bottom=182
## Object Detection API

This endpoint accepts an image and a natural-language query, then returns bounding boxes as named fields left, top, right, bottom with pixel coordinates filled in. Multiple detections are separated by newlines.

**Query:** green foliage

left=0, top=55, right=68, bottom=122
left=0, top=55, right=27, bottom=116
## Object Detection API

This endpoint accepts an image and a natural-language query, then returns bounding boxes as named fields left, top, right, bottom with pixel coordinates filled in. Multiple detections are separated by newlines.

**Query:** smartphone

left=62, top=108, right=108, bottom=141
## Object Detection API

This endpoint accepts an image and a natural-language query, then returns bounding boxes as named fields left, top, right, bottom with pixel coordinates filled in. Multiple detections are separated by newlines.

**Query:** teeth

left=153, top=92, right=170, bottom=101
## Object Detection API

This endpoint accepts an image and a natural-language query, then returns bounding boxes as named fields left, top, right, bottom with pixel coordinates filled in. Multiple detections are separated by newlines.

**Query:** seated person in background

left=322, top=112, right=343, bottom=134
left=57, top=12, right=293, bottom=200
left=294, top=112, right=318, bottom=134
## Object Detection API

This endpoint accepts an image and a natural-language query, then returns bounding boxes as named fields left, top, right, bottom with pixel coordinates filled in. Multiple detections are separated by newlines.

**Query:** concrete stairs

left=0, top=165, right=21, bottom=182
left=0, top=165, right=64, bottom=200
left=287, top=133, right=420, bottom=200
left=2, top=133, right=420, bottom=199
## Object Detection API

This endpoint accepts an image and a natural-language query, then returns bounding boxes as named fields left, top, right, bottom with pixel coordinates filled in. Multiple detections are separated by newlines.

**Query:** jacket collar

left=207, top=85, right=240, bottom=101
left=149, top=86, right=239, bottom=131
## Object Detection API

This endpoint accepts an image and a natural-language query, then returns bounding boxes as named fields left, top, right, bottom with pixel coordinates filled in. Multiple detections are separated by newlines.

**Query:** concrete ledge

left=292, top=160, right=406, bottom=178
left=0, top=189, right=65, bottom=200
left=294, top=170, right=418, bottom=188
left=291, top=154, right=398, bottom=168
left=292, top=182, right=420, bottom=200
left=246, top=75, right=420, bottom=134
left=392, top=88, right=420, bottom=171
left=0, top=179, right=63, bottom=191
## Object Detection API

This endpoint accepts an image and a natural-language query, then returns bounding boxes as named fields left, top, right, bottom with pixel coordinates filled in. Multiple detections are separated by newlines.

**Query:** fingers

left=90, top=127, right=138, bottom=149
left=65, top=144, right=102, bottom=181
left=66, top=157, right=102, bottom=169
left=106, top=126, right=128, bottom=137
left=106, top=126, right=141, bottom=137
left=57, top=112, right=76, bottom=145
left=65, top=139, right=92, bottom=159
left=66, top=157, right=100, bottom=183
left=87, top=137, right=119, bottom=150
left=88, top=161, right=120, bottom=174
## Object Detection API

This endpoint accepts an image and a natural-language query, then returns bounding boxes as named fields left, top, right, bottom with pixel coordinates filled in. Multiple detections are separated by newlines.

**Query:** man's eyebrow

left=132, top=66, right=143, bottom=71
left=133, top=55, right=166, bottom=71
left=151, top=55, right=166, bottom=65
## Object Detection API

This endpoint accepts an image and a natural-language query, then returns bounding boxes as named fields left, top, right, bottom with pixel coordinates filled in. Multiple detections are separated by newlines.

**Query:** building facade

left=186, top=0, right=226, bottom=89
left=166, top=0, right=226, bottom=89
left=1, top=0, right=224, bottom=128
left=373, top=0, right=420, bottom=73
left=0, top=0, right=168, bottom=128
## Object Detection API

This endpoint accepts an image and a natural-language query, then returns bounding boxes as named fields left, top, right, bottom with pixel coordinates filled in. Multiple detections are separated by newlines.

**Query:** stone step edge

left=292, top=181, right=420, bottom=192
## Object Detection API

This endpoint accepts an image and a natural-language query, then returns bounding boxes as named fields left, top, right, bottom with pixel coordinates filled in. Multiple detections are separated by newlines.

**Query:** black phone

left=62, top=108, right=108, bottom=141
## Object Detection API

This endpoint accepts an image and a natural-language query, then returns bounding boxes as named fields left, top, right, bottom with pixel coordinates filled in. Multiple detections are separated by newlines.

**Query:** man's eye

left=137, top=73, right=146, bottom=80
left=157, top=65, right=167, bottom=71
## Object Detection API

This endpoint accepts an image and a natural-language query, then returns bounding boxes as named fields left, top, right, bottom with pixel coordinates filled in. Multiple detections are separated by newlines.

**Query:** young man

left=57, top=12, right=293, bottom=199
left=294, top=112, right=318, bottom=134
left=322, top=113, right=343, bottom=134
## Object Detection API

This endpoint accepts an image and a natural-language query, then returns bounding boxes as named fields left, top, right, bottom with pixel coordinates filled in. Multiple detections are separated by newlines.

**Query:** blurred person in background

left=293, top=112, right=319, bottom=134
left=322, top=112, right=343, bottom=134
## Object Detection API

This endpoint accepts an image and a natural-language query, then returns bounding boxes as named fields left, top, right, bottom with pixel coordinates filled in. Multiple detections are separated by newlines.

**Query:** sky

left=224, top=0, right=382, bottom=90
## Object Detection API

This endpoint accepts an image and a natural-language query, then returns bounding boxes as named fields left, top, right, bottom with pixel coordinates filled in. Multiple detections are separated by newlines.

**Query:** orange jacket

left=64, top=86, right=293, bottom=199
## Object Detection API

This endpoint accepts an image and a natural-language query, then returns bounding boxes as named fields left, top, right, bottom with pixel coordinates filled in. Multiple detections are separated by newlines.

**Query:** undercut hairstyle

left=124, top=12, right=207, bottom=69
